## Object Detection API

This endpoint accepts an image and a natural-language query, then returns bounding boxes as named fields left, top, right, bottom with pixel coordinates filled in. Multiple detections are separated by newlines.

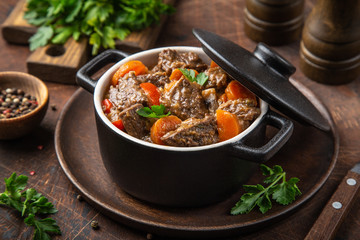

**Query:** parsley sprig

left=0, top=173, right=61, bottom=240
left=24, top=0, right=175, bottom=55
left=137, top=104, right=170, bottom=118
left=178, top=69, right=209, bottom=86
left=231, top=164, right=301, bottom=215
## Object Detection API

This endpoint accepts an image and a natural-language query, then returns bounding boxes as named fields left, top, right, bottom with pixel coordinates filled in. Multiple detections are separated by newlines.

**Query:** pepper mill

left=300, top=0, right=360, bottom=85
left=244, top=0, right=304, bottom=45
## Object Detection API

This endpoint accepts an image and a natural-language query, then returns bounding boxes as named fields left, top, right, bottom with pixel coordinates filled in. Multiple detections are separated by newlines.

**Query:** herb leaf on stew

left=137, top=104, right=170, bottom=118
left=231, top=164, right=301, bottom=215
left=178, top=69, right=209, bottom=86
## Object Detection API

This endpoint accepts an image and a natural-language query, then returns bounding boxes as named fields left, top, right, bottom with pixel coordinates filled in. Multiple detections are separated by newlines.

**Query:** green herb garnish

left=178, top=69, right=209, bottom=86
left=137, top=104, right=170, bottom=118
left=231, top=164, right=301, bottom=215
left=0, top=173, right=61, bottom=240
left=24, top=0, right=175, bottom=55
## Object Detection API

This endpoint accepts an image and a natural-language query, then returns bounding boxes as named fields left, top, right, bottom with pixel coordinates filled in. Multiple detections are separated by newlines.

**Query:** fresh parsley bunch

left=0, top=173, right=61, bottom=240
left=24, top=0, right=175, bottom=55
left=231, top=164, right=301, bottom=215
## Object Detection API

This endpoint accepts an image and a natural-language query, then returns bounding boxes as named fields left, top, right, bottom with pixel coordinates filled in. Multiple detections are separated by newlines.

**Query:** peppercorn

left=90, top=220, right=99, bottom=229
left=0, top=88, right=38, bottom=119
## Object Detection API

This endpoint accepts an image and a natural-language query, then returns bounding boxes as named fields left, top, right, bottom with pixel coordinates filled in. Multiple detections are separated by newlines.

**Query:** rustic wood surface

left=0, top=0, right=359, bottom=239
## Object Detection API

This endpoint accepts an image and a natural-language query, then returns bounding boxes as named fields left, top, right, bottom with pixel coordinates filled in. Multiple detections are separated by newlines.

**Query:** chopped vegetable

left=150, top=115, right=182, bottom=144
left=231, top=164, right=301, bottom=215
left=112, top=119, right=124, bottom=131
left=0, top=172, right=61, bottom=240
left=216, top=109, right=242, bottom=142
left=219, top=93, right=228, bottom=104
left=210, top=60, right=219, bottom=68
left=225, top=80, right=257, bottom=103
left=178, top=69, right=208, bottom=86
left=24, top=0, right=175, bottom=55
left=112, top=60, right=148, bottom=86
left=137, top=104, right=170, bottom=118
left=102, top=99, right=112, bottom=113
left=169, top=69, right=184, bottom=81
left=140, top=82, right=160, bottom=106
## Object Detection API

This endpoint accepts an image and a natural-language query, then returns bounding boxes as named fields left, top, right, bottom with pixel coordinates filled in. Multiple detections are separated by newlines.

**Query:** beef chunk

left=135, top=72, right=170, bottom=88
left=161, top=115, right=218, bottom=147
left=153, top=49, right=208, bottom=76
left=219, top=99, right=261, bottom=121
left=118, top=104, right=149, bottom=139
left=109, top=72, right=148, bottom=111
left=161, top=78, right=208, bottom=120
left=201, top=88, right=218, bottom=114
left=204, top=67, right=228, bottom=89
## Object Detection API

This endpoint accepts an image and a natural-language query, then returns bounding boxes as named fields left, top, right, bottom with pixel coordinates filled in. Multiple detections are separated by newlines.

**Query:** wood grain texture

left=304, top=170, right=360, bottom=240
left=299, top=0, right=360, bottom=85
left=54, top=87, right=337, bottom=239
left=0, top=0, right=359, bottom=239
left=26, top=38, right=89, bottom=84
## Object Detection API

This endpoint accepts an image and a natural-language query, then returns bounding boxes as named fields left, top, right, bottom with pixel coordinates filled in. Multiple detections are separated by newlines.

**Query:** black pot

left=76, top=47, right=293, bottom=207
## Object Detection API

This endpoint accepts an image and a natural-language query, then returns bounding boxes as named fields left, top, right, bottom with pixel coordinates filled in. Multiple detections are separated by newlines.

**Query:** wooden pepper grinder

left=300, top=0, right=360, bottom=85
left=244, top=0, right=304, bottom=45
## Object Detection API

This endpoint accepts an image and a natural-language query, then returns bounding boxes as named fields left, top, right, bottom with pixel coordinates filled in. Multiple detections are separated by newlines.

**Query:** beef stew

left=103, top=49, right=260, bottom=147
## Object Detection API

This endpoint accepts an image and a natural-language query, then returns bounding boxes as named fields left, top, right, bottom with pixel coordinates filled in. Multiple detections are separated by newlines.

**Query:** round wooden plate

left=55, top=81, right=338, bottom=239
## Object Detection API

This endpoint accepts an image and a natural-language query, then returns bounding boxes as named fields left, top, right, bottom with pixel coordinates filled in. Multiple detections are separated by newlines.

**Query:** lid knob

left=254, top=43, right=296, bottom=78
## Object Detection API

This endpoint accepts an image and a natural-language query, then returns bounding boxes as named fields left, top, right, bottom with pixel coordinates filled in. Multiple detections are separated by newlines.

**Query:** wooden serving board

left=1, top=0, right=175, bottom=84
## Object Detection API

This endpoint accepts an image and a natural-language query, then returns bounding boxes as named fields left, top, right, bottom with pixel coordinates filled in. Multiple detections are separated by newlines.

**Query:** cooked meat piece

left=204, top=66, right=228, bottom=89
left=218, top=99, right=261, bottom=121
left=161, top=115, right=218, bottom=147
left=201, top=88, right=218, bottom=114
left=108, top=72, right=147, bottom=111
left=135, top=72, right=170, bottom=88
left=161, top=78, right=208, bottom=120
left=153, top=49, right=208, bottom=76
left=118, top=104, right=149, bottom=139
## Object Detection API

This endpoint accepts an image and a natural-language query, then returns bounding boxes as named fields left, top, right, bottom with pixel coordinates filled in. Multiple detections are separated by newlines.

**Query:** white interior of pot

left=94, top=46, right=268, bottom=151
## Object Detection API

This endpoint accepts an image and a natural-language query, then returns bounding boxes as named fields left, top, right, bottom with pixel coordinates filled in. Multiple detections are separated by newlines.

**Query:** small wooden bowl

left=0, top=72, right=48, bottom=140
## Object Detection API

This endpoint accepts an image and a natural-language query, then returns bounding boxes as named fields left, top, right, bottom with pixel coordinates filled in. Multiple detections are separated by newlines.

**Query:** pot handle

left=76, top=49, right=129, bottom=93
left=228, top=110, right=293, bottom=163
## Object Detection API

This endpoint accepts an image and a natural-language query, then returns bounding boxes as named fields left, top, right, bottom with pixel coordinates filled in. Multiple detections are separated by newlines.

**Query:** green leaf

left=231, top=192, right=263, bottom=215
left=257, top=192, right=272, bottom=214
left=1, top=172, right=61, bottom=240
left=178, top=69, right=208, bottom=86
left=137, top=104, right=170, bottom=118
left=29, top=26, right=54, bottom=51
left=65, top=0, right=82, bottom=23
left=89, top=32, right=101, bottom=55
left=230, top=164, right=301, bottom=215
left=51, top=26, right=73, bottom=44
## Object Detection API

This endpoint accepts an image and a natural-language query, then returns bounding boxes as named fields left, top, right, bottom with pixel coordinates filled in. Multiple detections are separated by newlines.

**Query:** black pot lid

left=193, top=28, right=330, bottom=131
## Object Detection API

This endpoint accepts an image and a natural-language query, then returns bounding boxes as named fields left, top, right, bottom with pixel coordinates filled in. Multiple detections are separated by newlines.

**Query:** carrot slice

left=210, top=60, right=218, bottom=68
left=225, top=80, right=257, bottom=103
left=216, top=109, right=242, bottom=142
left=169, top=69, right=184, bottom=81
left=140, top=82, right=160, bottom=106
left=218, top=93, right=228, bottom=104
left=112, top=119, right=125, bottom=131
left=150, top=116, right=182, bottom=145
left=164, top=80, right=178, bottom=92
left=112, top=60, right=148, bottom=86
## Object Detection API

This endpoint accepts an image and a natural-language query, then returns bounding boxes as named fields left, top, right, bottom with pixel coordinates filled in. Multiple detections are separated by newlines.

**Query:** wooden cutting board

left=1, top=0, right=175, bottom=84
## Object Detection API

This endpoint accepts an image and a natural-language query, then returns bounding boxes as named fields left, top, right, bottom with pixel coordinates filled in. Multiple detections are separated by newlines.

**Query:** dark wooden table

left=0, top=0, right=359, bottom=239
